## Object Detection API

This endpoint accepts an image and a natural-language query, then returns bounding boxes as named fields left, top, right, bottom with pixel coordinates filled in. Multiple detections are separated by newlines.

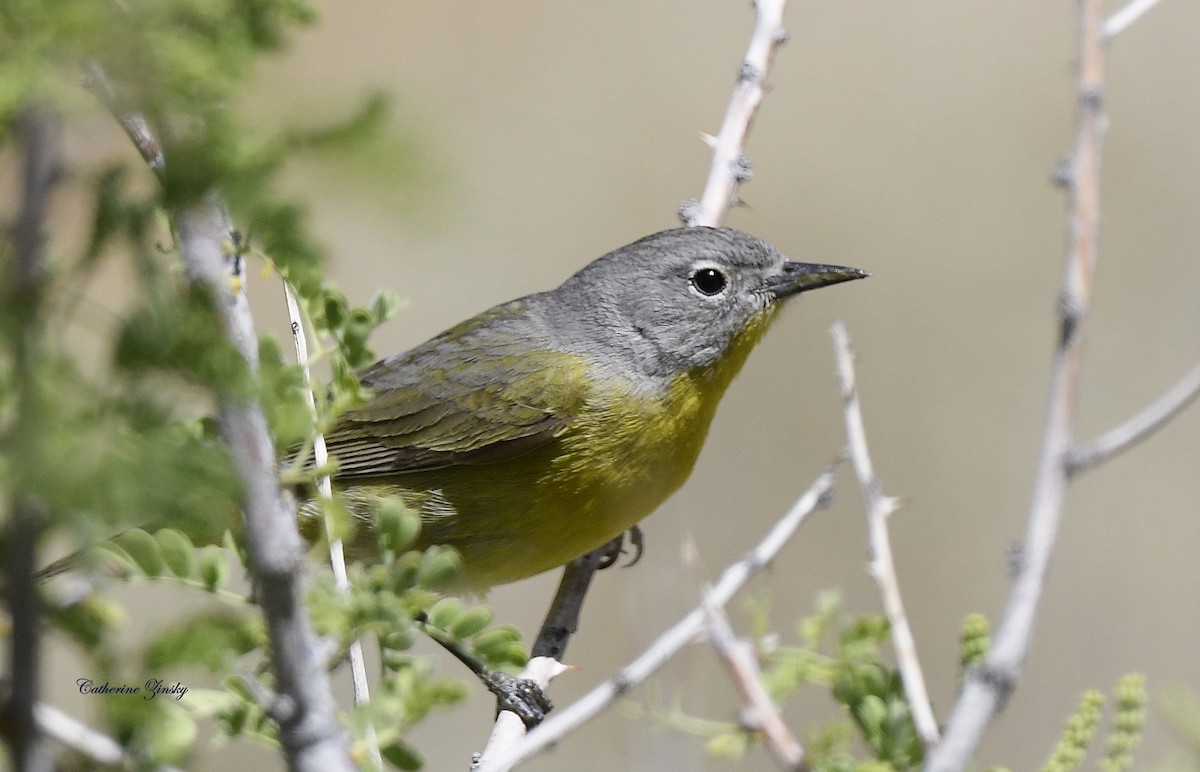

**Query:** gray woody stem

left=176, top=204, right=353, bottom=772
left=926, top=1, right=1107, bottom=767
left=1, top=106, right=59, bottom=772
left=85, top=62, right=354, bottom=769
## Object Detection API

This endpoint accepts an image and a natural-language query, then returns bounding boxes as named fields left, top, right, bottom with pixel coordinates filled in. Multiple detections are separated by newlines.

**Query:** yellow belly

left=369, top=369, right=718, bottom=589
left=333, top=310, right=777, bottom=590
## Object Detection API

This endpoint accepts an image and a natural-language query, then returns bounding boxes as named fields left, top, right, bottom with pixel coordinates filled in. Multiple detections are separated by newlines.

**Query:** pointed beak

left=764, top=262, right=869, bottom=300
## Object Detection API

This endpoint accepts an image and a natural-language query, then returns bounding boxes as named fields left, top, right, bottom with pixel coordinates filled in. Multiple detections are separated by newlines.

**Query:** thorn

left=677, top=199, right=701, bottom=227
left=731, top=155, right=753, bottom=183
left=700, top=133, right=717, bottom=149
left=1051, top=156, right=1073, bottom=188
left=738, top=62, right=761, bottom=84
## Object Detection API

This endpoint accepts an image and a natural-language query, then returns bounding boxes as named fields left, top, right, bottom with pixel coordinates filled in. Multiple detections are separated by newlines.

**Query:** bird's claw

left=596, top=525, right=645, bottom=570
left=485, top=671, right=553, bottom=729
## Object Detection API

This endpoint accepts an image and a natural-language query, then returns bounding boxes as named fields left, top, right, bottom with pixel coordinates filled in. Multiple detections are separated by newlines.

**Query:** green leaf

left=416, top=545, right=462, bottom=590
left=369, top=289, right=401, bottom=324
left=450, top=606, right=493, bottom=640
left=381, top=738, right=423, bottom=770
left=472, top=626, right=521, bottom=660
left=114, top=528, right=165, bottom=576
left=376, top=497, right=420, bottom=555
left=91, top=541, right=138, bottom=578
left=144, top=611, right=263, bottom=672
left=856, top=695, right=887, bottom=737
left=316, top=285, right=345, bottom=330
left=156, top=528, right=197, bottom=578
left=427, top=598, right=463, bottom=632
left=199, top=545, right=229, bottom=591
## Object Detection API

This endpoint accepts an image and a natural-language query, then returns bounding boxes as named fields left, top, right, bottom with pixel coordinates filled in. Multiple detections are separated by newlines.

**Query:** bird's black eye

left=690, top=267, right=727, bottom=296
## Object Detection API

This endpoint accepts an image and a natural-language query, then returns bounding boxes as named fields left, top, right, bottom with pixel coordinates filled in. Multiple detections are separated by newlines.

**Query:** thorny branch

left=927, top=1, right=1108, bottom=767
left=831, top=321, right=939, bottom=747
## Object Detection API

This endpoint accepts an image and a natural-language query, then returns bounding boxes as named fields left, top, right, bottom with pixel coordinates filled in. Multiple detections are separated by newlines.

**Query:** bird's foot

left=483, top=670, right=553, bottom=729
left=596, top=525, right=644, bottom=570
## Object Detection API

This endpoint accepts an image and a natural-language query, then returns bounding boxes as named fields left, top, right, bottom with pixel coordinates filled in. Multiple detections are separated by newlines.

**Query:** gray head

left=536, top=226, right=866, bottom=381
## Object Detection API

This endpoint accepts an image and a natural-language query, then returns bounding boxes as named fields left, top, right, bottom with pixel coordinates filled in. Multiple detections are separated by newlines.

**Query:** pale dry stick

left=831, top=320, right=939, bottom=748
left=473, top=467, right=835, bottom=772
left=703, top=599, right=807, bottom=771
left=1068, top=360, right=1200, bottom=476
left=1103, top=0, right=1166, bottom=40
left=926, top=1, right=1107, bottom=768
left=684, top=0, right=790, bottom=228
left=34, top=701, right=182, bottom=772
left=282, top=284, right=381, bottom=769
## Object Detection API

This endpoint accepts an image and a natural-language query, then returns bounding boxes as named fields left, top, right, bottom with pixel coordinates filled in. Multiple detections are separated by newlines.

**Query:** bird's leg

left=414, top=613, right=553, bottom=728
left=414, top=528, right=648, bottom=727
left=532, top=527, right=641, bottom=662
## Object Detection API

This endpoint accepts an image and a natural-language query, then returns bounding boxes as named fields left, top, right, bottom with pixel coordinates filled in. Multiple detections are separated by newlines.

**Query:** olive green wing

left=323, top=301, right=588, bottom=478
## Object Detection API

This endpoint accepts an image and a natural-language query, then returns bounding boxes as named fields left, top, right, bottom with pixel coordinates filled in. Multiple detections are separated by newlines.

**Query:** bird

left=304, top=226, right=866, bottom=591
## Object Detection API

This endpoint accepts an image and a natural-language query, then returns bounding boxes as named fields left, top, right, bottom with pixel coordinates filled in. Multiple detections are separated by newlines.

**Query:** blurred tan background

left=44, top=0, right=1200, bottom=769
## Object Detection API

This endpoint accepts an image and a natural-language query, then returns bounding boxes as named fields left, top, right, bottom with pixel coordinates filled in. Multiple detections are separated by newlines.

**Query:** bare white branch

left=927, top=1, right=1108, bottom=767
left=282, top=283, right=380, bottom=768
left=35, top=701, right=183, bottom=771
left=1102, top=0, right=1165, bottom=40
left=687, top=0, right=790, bottom=228
left=831, top=321, right=939, bottom=747
left=703, top=598, right=806, bottom=770
left=473, top=467, right=835, bottom=772
left=1068, top=360, right=1200, bottom=476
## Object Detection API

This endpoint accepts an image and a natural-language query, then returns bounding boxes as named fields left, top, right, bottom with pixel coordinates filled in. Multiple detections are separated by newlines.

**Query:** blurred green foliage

left=0, top=0, right=504, bottom=768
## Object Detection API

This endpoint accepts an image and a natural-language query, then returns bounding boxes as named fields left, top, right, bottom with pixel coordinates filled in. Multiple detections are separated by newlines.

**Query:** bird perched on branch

left=308, top=226, right=866, bottom=591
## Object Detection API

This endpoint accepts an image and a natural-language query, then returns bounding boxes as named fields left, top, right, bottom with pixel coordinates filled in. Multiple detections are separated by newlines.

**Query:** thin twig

left=282, top=284, right=380, bottom=768
left=474, top=467, right=835, bottom=772
left=1, top=106, right=60, bottom=772
left=81, top=63, right=164, bottom=174
left=684, top=0, right=790, bottom=228
left=831, top=321, right=939, bottom=747
left=1102, top=0, right=1165, bottom=40
left=1067, top=360, right=1200, bottom=476
left=703, top=599, right=807, bottom=771
left=926, top=1, right=1107, bottom=767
